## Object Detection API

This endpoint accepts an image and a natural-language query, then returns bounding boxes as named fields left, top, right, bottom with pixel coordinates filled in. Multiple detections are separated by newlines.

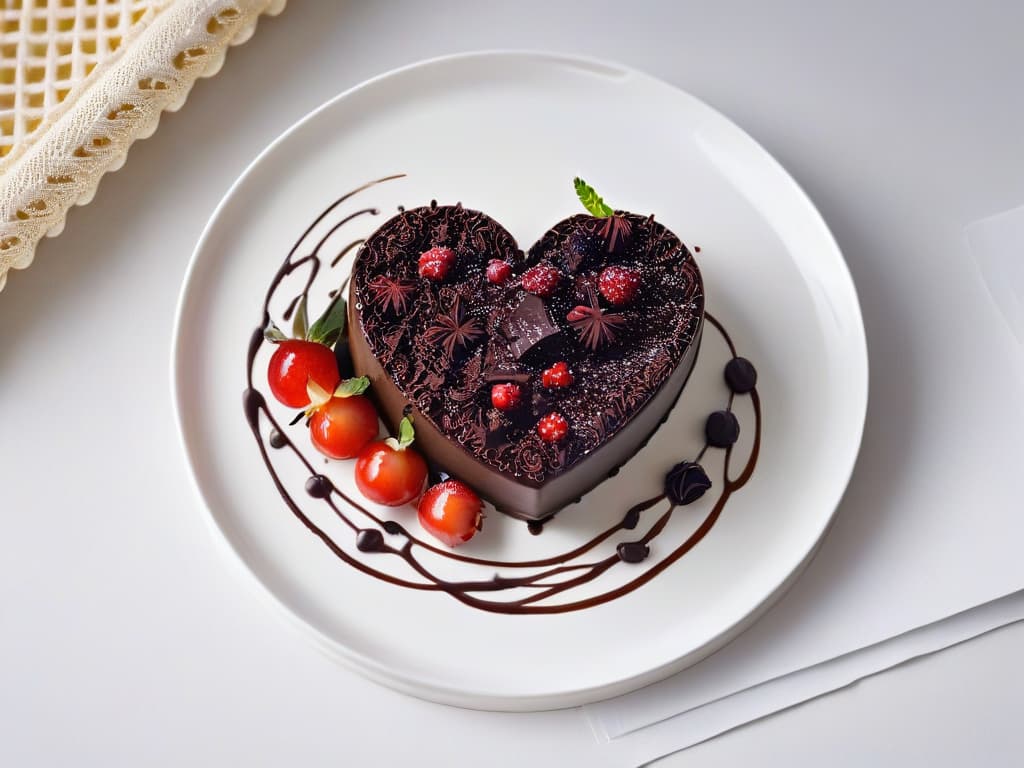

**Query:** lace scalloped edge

left=0, top=0, right=288, bottom=293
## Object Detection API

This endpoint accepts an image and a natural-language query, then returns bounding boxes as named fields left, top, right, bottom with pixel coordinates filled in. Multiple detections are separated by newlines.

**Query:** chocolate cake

left=348, top=196, right=704, bottom=521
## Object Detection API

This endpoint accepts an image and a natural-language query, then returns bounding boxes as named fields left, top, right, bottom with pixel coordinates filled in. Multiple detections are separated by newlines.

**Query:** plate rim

left=170, top=49, right=869, bottom=711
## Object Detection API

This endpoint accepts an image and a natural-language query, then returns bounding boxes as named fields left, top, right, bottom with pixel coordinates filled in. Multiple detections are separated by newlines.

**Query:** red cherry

left=537, top=412, right=569, bottom=443
left=486, top=259, right=513, bottom=285
left=418, top=480, right=483, bottom=547
left=418, top=246, right=456, bottom=281
left=490, top=383, right=522, bottom=411
left=598, top=265, right=641, bottom=306
left=267, top=340, right=340, bottom=408
left=521, top=263, right=562, bottom=298
left=542, top=361, right=573, bottom=389
left=309, top=395, right=379, bottom=459
left=355, top=440, right=427, bottom=506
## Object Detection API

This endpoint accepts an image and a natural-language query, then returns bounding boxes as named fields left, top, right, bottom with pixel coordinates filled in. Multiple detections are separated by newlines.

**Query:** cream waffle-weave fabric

left=0, top=0, right=285, bottom=291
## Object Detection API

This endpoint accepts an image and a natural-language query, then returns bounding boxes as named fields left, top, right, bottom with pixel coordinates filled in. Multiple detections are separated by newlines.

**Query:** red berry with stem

left=267, top=340, right=340, bottom=408
left=418, top=246, right=456, bottom=281
left=521, top=263, right=562, bottom=298
left=354, top=413, right=427, bottom=506
left=490, top=383, right=522, bottom=411
left=308, top=377, right=379, bottom=459
left=418, top=480, right=483, bottom=547
left=486, top=259, right=513, bottom=285
left=542, top=361, right=573, bottom=389
left=598, top=265, right=641, bottom=307
left=537, top=412, right=569, bottom=443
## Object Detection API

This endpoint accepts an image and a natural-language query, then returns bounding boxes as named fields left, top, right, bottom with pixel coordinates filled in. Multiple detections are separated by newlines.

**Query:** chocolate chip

left=664, top=461, right=712, bottom=505
left=724, top=357, right=757, bottom=394
left=706, top=410, right=740, bottom=448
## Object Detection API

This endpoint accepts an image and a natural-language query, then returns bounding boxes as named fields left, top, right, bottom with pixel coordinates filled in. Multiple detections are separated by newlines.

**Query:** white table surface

left=3, top=2, right=1022, bottom=765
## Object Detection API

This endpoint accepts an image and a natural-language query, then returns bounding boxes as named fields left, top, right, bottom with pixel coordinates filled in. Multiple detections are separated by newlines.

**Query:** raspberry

left=542, top=361, right=573, bottom=389
left=521, top=263, right=562, bottom=298
left=598, top=265, right=640, bottom=307
left=418, top=246, right=456, bottom=281
left=490, top=383, right=522, bottom=411
left=486, top=259, right=513, bottom=285
left=537, top=412, right=569, bottom=443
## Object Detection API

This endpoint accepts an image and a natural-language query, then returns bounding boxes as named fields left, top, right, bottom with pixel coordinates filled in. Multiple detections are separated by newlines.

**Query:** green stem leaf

left=333, top=376, right=370, bottom=398
left=263, top=323, right=288, bottom=343
left=574, top=177, right=614, bottom=218
left=384, top=414, right=416, bottom=451
left=292, top=295, right=309, bottom=340
left=307, top=294, right=348, bottom=347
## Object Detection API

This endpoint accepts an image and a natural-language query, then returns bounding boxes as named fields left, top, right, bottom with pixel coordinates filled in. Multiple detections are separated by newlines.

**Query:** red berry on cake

left=486, top=259, right=513, bottom=285
left=542, top=362, right=573, bottom=389
left=267, top=340, right=340, bottom=408
left=418, top=480, right=483, bottom=547
left=521, top=263, right=562, bottom=298
left=537, top=412, right=569, bottom=443
left=418, top=246, right=456, bottom=281
left=354, top=414, right=427, bottom=506
left=598, top=265, right=641, bottom=307
left=491, top=383, right=522, bottom=411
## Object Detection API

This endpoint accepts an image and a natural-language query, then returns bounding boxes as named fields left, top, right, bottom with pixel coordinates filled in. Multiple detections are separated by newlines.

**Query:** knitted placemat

left=0, top=0, right=286, bottom=292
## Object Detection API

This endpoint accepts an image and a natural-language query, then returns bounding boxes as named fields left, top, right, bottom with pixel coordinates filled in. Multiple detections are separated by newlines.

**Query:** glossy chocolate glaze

left=243, top=177, right=761, bottom=614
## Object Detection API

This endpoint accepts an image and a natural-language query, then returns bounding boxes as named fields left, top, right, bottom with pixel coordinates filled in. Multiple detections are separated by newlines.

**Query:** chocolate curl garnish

left=423, top=295, right=484, bottom=358
left=567, top=286, right=625, bottom=351
left=598, top=214, right=633, bottom=253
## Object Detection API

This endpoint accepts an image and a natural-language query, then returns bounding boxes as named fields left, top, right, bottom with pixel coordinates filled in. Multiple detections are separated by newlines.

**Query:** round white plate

left=172, top=51, right=867, bottom=711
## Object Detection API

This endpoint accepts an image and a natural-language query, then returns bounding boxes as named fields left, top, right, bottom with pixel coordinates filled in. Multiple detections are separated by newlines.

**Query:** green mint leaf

left=574, top=177, right=613, bottom=218
left=292, top=295, right=309, bottom=340
left=307, top=294, right=347, bottom=347
left=397, top=415, right=415, bottom=450
left=263, top=323, right=288, bottom=343
left=333, top=376, right=370, bottom=398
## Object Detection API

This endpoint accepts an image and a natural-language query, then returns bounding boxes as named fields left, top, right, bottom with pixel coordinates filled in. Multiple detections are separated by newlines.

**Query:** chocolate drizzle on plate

left=243, top=176, right=762, bottom=614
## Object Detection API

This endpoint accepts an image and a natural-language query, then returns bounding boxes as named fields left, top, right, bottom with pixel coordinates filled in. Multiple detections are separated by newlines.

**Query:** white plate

left=172, top=51, right=867, bottom=711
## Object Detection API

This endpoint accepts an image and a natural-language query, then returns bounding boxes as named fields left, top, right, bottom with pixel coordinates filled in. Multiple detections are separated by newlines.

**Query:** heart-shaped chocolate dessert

left=348, top=181, right=704, bottom=520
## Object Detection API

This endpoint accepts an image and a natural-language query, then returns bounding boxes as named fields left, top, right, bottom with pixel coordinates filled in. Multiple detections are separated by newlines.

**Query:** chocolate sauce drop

left=724, top=357, right=758, bottom=394
left=706, top=410, right=740, bottom=448
left=382, top=520, right=404, bottom=536
left=305, top=475, right=333, bottom=499
left=268, top=429, right=288, bottom=449
left=664, top=461, right=712, bottom=506
left=617, top=542, right=650, bottom=563
left=356, top=529, right=385, bottom=552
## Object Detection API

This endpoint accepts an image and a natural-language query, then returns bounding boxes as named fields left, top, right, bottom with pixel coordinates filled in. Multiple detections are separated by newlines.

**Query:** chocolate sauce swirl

left=242, top=176, right=762, bottom=614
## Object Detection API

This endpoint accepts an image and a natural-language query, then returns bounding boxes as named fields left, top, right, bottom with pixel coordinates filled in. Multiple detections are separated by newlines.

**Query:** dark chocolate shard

left=502, top=293, right=561, bottom=360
